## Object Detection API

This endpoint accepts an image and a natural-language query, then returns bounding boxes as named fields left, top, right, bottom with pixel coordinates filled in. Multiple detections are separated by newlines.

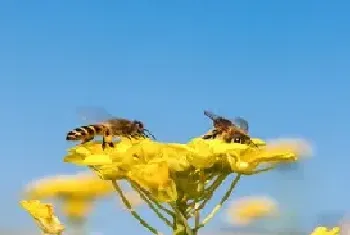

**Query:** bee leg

left=81, top=136, right=93, bottom=144
left=202, top=134, right=212, bottom=139
left=102, top=128, right=114, bottom=150
left=202, top=129, right=218, bottom=139
left=130, top=133, right=139, bottom=139
left=103, top=141, right=114, bottom=148
left=102, top=136, right=115, bottom=149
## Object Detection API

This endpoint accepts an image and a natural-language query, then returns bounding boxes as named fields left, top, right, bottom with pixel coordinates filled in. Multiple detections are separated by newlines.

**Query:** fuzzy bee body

left=66, top=119, right=155, bottom=149
left=202, top=110, right=254, bottom=145
left=202, top=127, right=249, bottom=144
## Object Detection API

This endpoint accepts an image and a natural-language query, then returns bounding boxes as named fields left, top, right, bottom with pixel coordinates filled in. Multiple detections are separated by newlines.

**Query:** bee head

left=133, top=120, right=144, bottom=129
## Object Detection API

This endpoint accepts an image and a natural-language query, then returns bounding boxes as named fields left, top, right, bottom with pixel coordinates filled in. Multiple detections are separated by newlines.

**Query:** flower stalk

left=112, top=180, right=160, bottom=234
left=193, top=171, right=205, bottom=235
left=194, top=174, right=241, bottom=232
left=171, top=200, right=193, bottom=235
left=129, top=181, right=173, bottom=227
left=63, top=137, right=311, bottom=235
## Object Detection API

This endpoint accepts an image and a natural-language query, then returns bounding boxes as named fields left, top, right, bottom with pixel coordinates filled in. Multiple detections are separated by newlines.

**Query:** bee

left=66, top=107, right=156, bottom=149
left=202, top=110, right=254, bottom=145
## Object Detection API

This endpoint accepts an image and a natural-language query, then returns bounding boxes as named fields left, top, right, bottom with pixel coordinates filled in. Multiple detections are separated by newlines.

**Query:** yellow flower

left=63, top=137, right=311, bottom=202
left=20, top=200, right=64, bottom=235
left=266, top=138, right=313, bottom=157
left=61, top=198, right=91, bottom=219
left=310, top=226, right=340, bottom=235
left=128, top=161, right=177, bottom=202
left=226, top=138, right=312, bottom=174
left=91, top=163, right=126, bottom=180
left=24, top=172, right=114, bottom=220
left=226, top=196, right=278, bottom=226
left=251, top=138, right=267, bottom=147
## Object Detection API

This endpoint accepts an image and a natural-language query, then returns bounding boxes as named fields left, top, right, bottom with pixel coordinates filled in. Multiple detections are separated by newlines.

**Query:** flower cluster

left=20, top=134, right=311, bottom=235
left=64, top=137, right=309, bottom=203
left=20, top=200, right=64, bottom=235
left=226, top=196, right=278, bottom=226
left=24, top=172, right=114, bottom=220
left=310, top=227, right=340, bottom=235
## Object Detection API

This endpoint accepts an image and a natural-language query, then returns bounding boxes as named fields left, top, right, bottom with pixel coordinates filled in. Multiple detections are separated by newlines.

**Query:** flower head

left=25, top=171, right=113, bottom=199
left=64, top=137, right=311, bottom=203
left=310, top=227, right=340, bottom=235
left=127, top=160, right=177, bottom=202
left=24, top=172, right=114, bottom=220
left=226, top=196, right=278, bottom=226
left=20, top=200, right=64, bottom=235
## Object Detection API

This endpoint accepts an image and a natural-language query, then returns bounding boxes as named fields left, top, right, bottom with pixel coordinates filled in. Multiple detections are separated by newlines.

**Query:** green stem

left=193, top=171, right=205, bottom=235
left=170, top=200, right=193, bottom=235
left=172, top=213, right=189, bottom=235
left=112, top=180, right=160, bottom=234
left=129, top=180, right=174, bottom=216
left=242, top=164, right=277, bottom=175
left=194, top=174, right=241, bottom=232
left=197, top=174, right=227, bottom=211
left=186, top=174, right=226, bottom=216
left=129, top=182, right=172, bottom=227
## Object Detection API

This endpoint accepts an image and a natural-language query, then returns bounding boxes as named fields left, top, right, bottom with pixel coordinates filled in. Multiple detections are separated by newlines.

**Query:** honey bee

left=202, top=110, right=253, bottom=145
left=66, top=107, right=156, bottom=149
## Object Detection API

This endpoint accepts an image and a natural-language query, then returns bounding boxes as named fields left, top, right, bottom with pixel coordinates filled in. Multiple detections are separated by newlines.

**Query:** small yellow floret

left=20, top=200, right=64, bottom=235
left=24, top=172, right=114, bottom=220
left=310, top=226, right=340, bottom=235
left=227, top=196, right=278, bottom=226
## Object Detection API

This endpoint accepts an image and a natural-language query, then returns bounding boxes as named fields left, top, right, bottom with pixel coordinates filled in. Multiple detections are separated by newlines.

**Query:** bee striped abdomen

left=66, top=128, right=84, bottom=141
left=66, top=124, right=104, bottom=141
left=81, top=125, right=97, bottom=135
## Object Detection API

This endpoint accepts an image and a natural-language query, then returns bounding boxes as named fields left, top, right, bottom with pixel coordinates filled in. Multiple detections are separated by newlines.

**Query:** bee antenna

left=204, top=110, right=215, bottom=121
left=144, top=129, right=156, bottom=140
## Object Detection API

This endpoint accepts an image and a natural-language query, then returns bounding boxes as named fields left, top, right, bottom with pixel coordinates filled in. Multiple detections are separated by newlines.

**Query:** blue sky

left=0, top=0, right=349, bottom=234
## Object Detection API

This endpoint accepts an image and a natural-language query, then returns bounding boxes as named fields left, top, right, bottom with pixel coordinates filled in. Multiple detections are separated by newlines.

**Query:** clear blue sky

left=1, top=0, right=349, bottom=234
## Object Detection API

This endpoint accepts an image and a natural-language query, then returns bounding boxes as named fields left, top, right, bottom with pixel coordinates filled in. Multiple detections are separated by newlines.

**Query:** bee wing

left=233, top=117, right=249, bottom=133
left=204, top=110, right=224, bottom=121
left=76, top=106, right=116, bottom=124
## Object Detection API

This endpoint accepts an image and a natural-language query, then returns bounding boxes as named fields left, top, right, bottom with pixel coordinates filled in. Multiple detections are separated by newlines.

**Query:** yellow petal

left=309, top=227, right=336, bottom=235
left=186, top=138, right=247, bottom=169
left=37, top=216, right=65, bottom=234
left=151, top=145, right=191, bottom=171
left=91, top=164, right=126, bottom=180
left=20, top=200, right=65, bottom=234
left=148, top=180, right=178, bottom=202
left=330, top=227, right=340, bottom=235
left=266, top=138, right=313, bottom=157
left=128, top=161, right=171, bottom=189
left=20, top=200, right=53, bottom=220
left=82, top=154, right=113, bottom=165
left=63, top=153, right=87, bottom=165
left=226, top=196, right=278, bottom=226
left=75, top=146, right=91, bottom=156
left=251, top=138, right=266, bottom=146
left=127, top=161, right=177, bottom=202
left=25, top=172, right=114, bottom=199
left=62, top=198, right=91, bottom=218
